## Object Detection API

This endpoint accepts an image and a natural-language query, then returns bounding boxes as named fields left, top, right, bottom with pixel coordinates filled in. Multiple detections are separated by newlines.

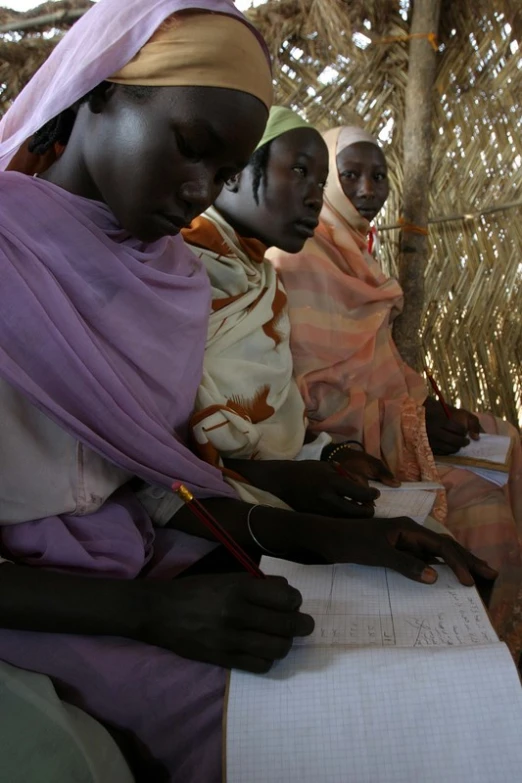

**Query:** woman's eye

left=176, top=132, right=202, bottom=162
left=217, top=168, right=240, bottom=184
left=375, top=172, right=388, bottom=182
left=341, top=170, right=357, bottom=180
left=318, top=181, right=326, bottom=190
left=292, top=165, right=306, bottom=177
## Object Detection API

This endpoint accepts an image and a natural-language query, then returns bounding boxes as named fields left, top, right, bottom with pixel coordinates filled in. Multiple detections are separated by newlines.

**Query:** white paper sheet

left=368, top=481, right=441, bottom=525
left=261, top=559, right=498, bottom=648
left=227, top=559, right=522, bottom=783
left=227, top=644, right=522, bottom=783
left=437, top=464, right=509, bottom=487
left=450, top=433, right=511, bottom=465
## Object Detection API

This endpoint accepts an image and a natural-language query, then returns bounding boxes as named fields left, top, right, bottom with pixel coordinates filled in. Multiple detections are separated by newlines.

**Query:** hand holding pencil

left=424, top=368, right=481, bottom=455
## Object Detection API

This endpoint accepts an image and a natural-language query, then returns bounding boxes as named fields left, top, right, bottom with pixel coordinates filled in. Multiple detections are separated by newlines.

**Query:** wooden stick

left=425, top=367, right=452, bottom=419
left=392, top=0, right=441, bottom=371
left=0, top=8, right=89, bottom=34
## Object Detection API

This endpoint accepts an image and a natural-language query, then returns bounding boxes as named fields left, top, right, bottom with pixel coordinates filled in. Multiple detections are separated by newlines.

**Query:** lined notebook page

left=227, top=644, right=522, bottom=783
left=262, top=559, right=498, bottom=647
left=451, top=434, right=511, bottom=464
left=226, top=560, right=522, bottom=782
left=437, top=433, right=512, bottom=472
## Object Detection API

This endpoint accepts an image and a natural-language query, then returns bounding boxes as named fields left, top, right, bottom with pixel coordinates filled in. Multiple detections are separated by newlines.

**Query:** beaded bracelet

left=246, top=504, right=285, bottom=556
left=323, top=440, right=364, bottom=463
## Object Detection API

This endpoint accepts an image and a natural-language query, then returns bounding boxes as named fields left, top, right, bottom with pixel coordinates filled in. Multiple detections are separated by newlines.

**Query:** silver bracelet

left=246, top=504, right=283, bottom=556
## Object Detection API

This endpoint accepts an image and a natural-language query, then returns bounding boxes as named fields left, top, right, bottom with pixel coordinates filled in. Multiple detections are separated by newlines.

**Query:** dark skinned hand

left=334, top=449, right=400, bottom=488
left=292, top=514, right=498, bottom=586
left=140, top=573, right=314, bottom=673
left=424, top=398, right=482, bottom=456
left=268, top=459, right=379, bottom=517
left=224, top=457, right=379, bottom=518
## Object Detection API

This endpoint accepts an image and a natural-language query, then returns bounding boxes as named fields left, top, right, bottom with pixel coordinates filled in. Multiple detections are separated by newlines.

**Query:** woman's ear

left=86, top=82, right=118, bottom=114
left=223, top=172, right=242, bottom=193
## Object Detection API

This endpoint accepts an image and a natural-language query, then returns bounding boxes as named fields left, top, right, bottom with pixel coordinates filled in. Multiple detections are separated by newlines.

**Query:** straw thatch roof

left=1, top=0, right=521, bottom=425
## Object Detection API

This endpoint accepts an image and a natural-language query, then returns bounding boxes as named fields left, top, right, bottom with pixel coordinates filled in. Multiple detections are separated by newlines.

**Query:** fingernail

left=421, top=567, right=437, bottom=583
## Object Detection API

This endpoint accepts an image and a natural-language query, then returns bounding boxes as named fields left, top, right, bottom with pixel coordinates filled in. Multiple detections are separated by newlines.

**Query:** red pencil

left=424, top=367, right=452, bottom=420
left=172, top=482, right=265, bottom=578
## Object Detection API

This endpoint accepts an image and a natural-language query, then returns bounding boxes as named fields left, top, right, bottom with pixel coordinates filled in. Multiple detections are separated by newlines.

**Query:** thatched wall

left=1, top=0, right=521, bottom=425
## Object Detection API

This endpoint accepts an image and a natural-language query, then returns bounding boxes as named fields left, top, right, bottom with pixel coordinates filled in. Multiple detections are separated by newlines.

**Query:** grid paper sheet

left=227, top=643, right=522, bottom=783
left=227, top=561, right=522, bottom=782
left=262, top=560, right=498, bottom=648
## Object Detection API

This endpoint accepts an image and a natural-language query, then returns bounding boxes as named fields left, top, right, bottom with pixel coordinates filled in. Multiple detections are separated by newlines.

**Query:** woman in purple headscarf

left=0, top=0, right=496, bottom=779
left=0, top=2, right=281, bottom=779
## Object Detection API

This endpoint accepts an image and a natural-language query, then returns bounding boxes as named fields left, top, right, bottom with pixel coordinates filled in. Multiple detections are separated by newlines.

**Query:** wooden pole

left=0, top=8, right=89, bottom=34
left=392, top=0, right=441, bottom=370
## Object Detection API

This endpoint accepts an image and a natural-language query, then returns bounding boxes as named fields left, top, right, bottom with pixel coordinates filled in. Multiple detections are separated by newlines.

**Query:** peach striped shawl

left=270, top=126, right=445, bottom=518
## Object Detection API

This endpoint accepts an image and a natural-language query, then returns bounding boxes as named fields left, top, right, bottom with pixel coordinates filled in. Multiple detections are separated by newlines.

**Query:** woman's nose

left=357, top=174, right=375, bottom=199
left=179, top=175, right=221, bottom=213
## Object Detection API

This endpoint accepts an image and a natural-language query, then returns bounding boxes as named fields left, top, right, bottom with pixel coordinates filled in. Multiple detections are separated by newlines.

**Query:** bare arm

left=0, top=562, right=143, bottom=637
left=0, top=558, right=312, bottom=674
left=170, top=498, right=497, bottom=587
left=221, top=458, right=377, bottom=518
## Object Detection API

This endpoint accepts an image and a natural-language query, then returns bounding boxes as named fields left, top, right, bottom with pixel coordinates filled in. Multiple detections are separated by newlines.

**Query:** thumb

left=384, top=549, right=438, bottom=584
left=375, top=463, right=401, bottom=488
left=467, top=414, right=481, bottom=440
left=369, top=456, right=401, bottom=488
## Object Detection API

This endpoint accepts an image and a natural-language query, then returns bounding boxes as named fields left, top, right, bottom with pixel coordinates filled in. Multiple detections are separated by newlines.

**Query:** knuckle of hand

left=256, top=658, right=274, bottom=674
left=220, top=594, right=242, bottom=627
left=285, top=587, right=301, bottom=609
left=275, top=637, right=294, bottom=659
left=281, top=614, right=298, bottom=637
left=213, top=628, right=232, bottom=653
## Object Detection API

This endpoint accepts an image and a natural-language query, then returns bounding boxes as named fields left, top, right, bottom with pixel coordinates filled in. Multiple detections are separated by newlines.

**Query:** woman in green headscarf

left=182, top=106, right=398, bottom=513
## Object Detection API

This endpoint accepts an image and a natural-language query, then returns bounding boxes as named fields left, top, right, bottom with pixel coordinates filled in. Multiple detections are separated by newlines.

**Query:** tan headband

left=108, top=12, right=272, bottom=109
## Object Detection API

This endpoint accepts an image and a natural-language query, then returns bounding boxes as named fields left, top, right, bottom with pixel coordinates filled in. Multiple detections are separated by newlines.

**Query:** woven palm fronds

left=0, top=0, right=521, bottom=424
left=251, top=0, right=522, bottom=426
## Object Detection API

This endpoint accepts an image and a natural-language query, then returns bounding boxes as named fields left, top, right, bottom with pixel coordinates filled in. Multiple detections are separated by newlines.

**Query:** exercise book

left=436, top=433, right=512, bottom=473
left=226, top=558, right=522, bottom=783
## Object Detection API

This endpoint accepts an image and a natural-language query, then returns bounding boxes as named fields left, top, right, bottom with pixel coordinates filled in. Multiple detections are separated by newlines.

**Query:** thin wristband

left=324, top=440, right=364, bottom=463
left=246, top=505, right=285, bottom=556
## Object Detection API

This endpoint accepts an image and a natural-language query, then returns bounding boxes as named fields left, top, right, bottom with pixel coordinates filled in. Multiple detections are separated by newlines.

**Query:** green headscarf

left=255, top=105, right=312, bottom=150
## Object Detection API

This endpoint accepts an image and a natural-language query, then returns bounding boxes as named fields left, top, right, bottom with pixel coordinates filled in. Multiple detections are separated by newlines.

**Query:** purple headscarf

left=0, top=0, right=269, bottom=169
left=0, top=0, right=268, bottom=498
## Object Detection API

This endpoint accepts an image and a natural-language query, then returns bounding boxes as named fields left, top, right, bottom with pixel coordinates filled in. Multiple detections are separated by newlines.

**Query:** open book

left=436, top=433, right=512, bottom=473
left=226, top=558, right=522, bottom=783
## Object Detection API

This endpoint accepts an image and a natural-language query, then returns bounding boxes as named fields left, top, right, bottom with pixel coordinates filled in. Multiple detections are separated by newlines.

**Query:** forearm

left=0, top=563, right=144, bottom=638
left=222, top=458, right=287, bottom=497
left=170, top=497, right=300, bottom=555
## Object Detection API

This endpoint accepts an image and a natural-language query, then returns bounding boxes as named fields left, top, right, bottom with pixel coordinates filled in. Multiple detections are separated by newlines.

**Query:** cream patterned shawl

left=183, top=207, right=308, bottom=504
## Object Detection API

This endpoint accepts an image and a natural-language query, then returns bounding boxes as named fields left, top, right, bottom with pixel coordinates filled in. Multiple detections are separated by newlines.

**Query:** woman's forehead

left=337, top=142, right=387, bottom=167
left=270, top=128, right=327, bottom=159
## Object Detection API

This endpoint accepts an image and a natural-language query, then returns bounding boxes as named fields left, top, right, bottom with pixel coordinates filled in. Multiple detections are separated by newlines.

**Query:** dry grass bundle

left=0, top=1, right=91, bottom=114
left=0, top=0, right=520, bottom=424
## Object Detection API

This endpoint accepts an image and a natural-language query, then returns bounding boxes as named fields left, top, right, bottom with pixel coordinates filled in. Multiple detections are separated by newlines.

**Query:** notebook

left=436, top=433, right=512, bottom=473
left=369, top=480, right=442, bottom=525
left=226, top=558, right=522, bottom=783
